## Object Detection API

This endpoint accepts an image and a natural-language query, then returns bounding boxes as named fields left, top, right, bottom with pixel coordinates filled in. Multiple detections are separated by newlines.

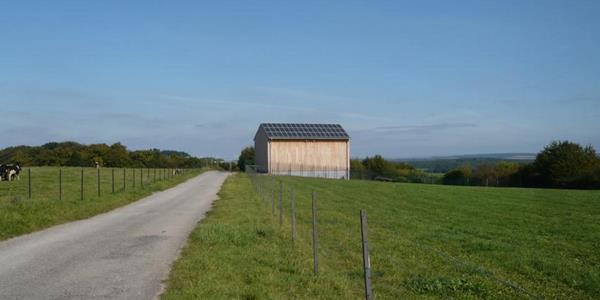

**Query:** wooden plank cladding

left=254, top=123, right=350, bottom=180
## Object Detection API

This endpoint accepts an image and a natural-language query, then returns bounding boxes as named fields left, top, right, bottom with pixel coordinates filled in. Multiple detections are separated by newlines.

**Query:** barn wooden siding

left=268, top=140, right=349, bottom=179
left=253, top=123, right=351, bottom=180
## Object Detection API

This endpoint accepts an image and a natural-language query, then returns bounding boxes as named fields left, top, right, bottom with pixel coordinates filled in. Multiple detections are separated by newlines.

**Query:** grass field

left=163, top=174, right=600, bottom=299
left=0, top=167, right=205, bottom=241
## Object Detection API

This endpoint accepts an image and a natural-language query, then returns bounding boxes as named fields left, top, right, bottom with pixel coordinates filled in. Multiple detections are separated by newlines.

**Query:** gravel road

left=0, top=171, right=229, bottom=300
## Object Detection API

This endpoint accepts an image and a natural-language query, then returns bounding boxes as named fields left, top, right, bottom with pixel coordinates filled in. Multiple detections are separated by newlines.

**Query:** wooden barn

left=254, top=123, right=350, bottom=179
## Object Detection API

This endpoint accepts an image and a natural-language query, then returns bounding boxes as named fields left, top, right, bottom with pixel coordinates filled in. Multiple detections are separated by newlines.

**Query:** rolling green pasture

left=163, top=174, right=600, bottom=299
left=0, top=167, right=204, bottom=241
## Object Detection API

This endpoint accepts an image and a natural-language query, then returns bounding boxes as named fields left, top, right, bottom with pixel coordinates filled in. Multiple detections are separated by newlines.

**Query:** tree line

left=442, top=141, right=600, bottom=189
left=239, top=140, right=600, bottom=189
left=0, top=141, right=222, bottom=168
left=350, top=155, right=437, bottom=183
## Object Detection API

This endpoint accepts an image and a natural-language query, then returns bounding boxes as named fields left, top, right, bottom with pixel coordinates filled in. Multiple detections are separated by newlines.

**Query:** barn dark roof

left=257, top=123, right=350, bottom=140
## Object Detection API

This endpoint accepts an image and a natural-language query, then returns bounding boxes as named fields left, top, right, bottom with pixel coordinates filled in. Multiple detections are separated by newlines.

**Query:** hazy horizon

left=1, top=1, right=599, bottom=159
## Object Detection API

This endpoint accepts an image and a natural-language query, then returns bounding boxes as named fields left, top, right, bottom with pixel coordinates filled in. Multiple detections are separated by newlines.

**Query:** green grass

left=0, top=167, right=205, bottom=241
left=163, top=174, right=600, bottom=299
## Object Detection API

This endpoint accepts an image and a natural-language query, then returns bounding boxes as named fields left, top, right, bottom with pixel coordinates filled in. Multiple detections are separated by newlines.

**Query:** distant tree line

left=399, top=157, right=533, bottom=173
left=350, top=155, right=438, bottom=183
left=0, top=141, right=221, bottom=168
left=442, top=141, right=600, bottom=189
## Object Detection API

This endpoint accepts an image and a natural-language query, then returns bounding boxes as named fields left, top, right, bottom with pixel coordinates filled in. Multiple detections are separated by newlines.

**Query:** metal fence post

left=28, top=168, right=32, bottom=199
left=80, top=168, right=84, bottom=200
left=360, top=210, right=373, bottom=300
left=97, top=168, right=101, bottom=197
left=312, top=191, right=319, bottom=275
left=271, top=188, right=275, bottom=216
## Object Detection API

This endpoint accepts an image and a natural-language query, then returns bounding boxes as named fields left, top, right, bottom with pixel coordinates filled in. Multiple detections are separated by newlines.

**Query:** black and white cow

left=1, top=164, right=21, bottom=181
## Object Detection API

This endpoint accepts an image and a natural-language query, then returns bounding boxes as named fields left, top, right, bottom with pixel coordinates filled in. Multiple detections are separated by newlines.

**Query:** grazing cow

left=1, top=164, right=21, bottom=181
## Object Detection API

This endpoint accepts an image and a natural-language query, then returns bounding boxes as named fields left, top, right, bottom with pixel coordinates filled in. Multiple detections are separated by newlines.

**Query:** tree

left=443, top=169, right=468, bottom=185
left=237, top=146, right=255, bottom=172
left=350, top=159, right=367, bottom=179
left=105, top=143, right=131, bottom=167
left=472, top=163, right=497, bottom=186
left=533, top=141, right=600, bottom=188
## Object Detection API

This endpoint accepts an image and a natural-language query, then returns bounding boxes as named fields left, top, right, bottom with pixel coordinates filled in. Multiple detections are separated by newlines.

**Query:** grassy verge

left=0, top=167, right=206, bottom=241
left=163, top=174, right=600, bottom=299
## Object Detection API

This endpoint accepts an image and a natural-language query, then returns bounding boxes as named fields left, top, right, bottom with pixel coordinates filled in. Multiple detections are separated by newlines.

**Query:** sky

left=1, top=0, right=599, bottom=159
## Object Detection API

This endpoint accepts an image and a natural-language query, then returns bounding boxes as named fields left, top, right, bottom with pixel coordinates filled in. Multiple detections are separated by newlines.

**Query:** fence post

left=133, top=168, right=136, bottom=188
left=279, top=181, right=283, bottom=227
left=97, top=168, right=101, bottom=197
left=112, top=168, right=115, bottom=193
left=291, top=188, right=296, bottom=242
left=360, top=210, right=373, bottom=300
left=271, top=188, right=275, bottom=216
left=59, top=168, right=62, bottom=201
left=312, top=191, right=319, bottom=275
left=154, top=168, right=156, bottom=182
left=140, top=168, right=143, bottom=188
left=123, top=168, right=126, bottom=190
left=80, top=168, right=84, bottom=200
left=28, top=168, right=32, bottom=199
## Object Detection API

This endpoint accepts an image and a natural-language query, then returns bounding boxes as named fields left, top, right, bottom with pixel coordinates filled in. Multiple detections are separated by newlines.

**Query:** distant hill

left=393, top=153, right=535, bottom=173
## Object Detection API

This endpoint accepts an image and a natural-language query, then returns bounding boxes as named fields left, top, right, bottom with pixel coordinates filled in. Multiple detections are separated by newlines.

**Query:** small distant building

left=254, top=123, right=350, bottom=179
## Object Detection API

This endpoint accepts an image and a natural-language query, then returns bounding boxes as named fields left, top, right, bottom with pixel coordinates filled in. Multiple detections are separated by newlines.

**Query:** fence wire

left=0, top=167, right=195, bottom=203
left=244, top=165, right=544, bottom=299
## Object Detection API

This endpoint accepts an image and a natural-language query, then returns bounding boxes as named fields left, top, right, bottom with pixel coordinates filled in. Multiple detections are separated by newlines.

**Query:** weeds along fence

left=245, top=165, right=544, bottom=300
left=0, top=167, right=195, bottom=203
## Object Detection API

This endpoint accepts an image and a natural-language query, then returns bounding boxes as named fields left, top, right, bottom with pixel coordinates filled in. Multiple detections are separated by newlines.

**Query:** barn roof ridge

left=256, top=122, right=350, bottom=140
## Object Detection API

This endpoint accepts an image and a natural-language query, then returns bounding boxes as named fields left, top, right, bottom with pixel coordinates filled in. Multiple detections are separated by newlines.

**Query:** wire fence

left=251, top=164, right=442, bottom=183
left=245, top=165, right=544, bottom=299
left=0, top=167, right=196, bottom=203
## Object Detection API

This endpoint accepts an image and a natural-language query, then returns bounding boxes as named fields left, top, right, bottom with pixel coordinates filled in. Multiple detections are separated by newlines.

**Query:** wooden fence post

left=312, top=191, right=319, bottom=275
left=112, top=168, right=115, bottom=193
left=123, top=168, right=126, bottom=190
left=360, top=210, right=373, bottom=300
left=140, top=168, right=143, bottom=188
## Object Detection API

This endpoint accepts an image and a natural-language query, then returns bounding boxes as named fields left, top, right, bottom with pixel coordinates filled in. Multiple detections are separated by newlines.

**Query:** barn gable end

left=253, top=123, right=350, bottom=179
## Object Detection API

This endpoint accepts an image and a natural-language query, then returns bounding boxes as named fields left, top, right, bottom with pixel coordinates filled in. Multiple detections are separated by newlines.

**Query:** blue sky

left=1, top=1, right=599, bottom=159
